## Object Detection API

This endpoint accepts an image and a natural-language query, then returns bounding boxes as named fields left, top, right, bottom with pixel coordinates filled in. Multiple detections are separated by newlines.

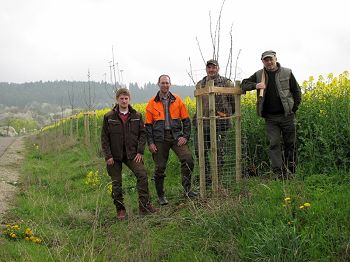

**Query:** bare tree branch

left=196, top=37, right=206, bottom=65
left=209, top=11, right=216, bottom=60
left=224, top=23, right=233, bottom=78
left=215, top=0, right=226, bottom=62
left=234, top=49, right=242, bottom=82
left=186, top=56, right=196, bottom=85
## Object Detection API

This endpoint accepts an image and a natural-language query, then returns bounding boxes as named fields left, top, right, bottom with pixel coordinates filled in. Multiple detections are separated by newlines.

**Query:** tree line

left=0, top=81, right=195, bottom=109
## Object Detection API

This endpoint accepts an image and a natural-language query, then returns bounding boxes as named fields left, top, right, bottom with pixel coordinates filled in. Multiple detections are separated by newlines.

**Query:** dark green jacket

left=241, top=63, right=301, bottom=117
left=193, top=75, right=235, bottom=131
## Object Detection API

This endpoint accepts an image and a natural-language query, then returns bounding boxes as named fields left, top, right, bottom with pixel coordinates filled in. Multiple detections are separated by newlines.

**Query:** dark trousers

left=153, top=130, right=194, bottom=194
left=265, top=113, right=297, bottom=174
left=107, top=157, right=150, bottom=211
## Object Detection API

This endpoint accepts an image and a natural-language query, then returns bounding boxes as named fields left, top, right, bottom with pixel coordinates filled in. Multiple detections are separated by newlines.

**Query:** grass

left=0, top=131, right=349, bottom=261
left=1, top=72, right=350, bottom=260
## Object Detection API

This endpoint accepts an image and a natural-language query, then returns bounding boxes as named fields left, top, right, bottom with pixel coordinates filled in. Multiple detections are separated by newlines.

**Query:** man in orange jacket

left=145, top=75, right=197, bottom=205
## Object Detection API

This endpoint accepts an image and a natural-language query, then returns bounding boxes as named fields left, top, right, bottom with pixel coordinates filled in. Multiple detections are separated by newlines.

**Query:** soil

left=0, top=137, right=24, bottom=222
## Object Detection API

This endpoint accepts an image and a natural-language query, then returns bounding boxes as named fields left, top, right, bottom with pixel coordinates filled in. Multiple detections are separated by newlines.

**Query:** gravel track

left=0, top=137, right=24, bottom=222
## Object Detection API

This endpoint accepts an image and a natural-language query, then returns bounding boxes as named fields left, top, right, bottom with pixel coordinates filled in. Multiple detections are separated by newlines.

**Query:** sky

left=1, top=0, right=349, bottom=86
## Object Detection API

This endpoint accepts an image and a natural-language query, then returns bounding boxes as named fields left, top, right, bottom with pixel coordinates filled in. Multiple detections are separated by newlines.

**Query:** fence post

left=235, top=80, right=242, bottom=182
left=196, top=83, right=206, bottom=197
left=208, top=80, right=219, bottom=195
left=76, top=115, right=79, bottom=138
left=84, top=112, right=90, bottom=145
left=70, top=116, right=73, bottom=137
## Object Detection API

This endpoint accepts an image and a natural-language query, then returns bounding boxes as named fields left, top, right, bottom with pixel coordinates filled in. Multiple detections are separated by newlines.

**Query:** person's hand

left=134, top=153, right=143, bottom=163
left=149, top=143, right=157, bottom=153
left=256, top=82, right=266, bottom=90
left=106, top=158, right=114, bottom=166
left=177, top=137, right=187, bottom=146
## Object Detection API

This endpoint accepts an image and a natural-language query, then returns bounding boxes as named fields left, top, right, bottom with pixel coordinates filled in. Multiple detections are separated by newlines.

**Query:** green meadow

left=1, top=72, right=350, bottom=261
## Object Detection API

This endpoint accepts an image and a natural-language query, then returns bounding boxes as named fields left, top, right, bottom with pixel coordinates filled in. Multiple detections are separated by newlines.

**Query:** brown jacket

left=101, top=105, right=146, bottom=161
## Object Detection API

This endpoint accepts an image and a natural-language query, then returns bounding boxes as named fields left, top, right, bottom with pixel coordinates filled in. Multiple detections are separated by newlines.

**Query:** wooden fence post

left=208, top=80, right=219, bottom=195
left=196, top=83, right=206, bottom=197
left=84, top=113, right=90, bottom=145
left=70, top=116, right=73, bottom=137
left=235, top=80, right=242, bottom=182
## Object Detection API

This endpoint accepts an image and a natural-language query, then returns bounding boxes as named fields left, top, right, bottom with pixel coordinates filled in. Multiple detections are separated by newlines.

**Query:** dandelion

left=284, top=197, right=291, bottom=202
left=303, top=202, right=311, bottom=208
left=32, top=237, right=42, bottom=244
left=299, top=205, right=305, bottom=209
left=85, top=170, right=101, bottom=187
left=25, top=228, right=33, bottom=236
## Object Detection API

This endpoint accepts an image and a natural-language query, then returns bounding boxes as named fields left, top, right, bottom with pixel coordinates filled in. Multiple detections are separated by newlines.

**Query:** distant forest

left=0, top=81, right=195, bottom=109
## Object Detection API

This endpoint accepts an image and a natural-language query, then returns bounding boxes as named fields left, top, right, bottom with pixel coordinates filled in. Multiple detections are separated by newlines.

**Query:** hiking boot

left=116, top=209, right=126, bottom=220
left=185, top=191, right=198, bottom=198
left=158, top=196, right=169, bottom=206
left=139, top=202, right=159, bottom=215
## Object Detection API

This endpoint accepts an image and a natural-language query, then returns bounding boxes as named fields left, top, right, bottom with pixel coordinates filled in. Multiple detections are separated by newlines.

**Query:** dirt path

left=0, top=137, right=25, bottom=222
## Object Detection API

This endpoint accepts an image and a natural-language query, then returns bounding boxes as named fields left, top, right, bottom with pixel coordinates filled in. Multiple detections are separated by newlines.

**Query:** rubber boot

left=154, top=177, right=168, bottom=205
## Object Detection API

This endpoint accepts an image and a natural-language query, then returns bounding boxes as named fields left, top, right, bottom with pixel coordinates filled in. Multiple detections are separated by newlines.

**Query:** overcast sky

left=1, top=0, right=349, bottom=86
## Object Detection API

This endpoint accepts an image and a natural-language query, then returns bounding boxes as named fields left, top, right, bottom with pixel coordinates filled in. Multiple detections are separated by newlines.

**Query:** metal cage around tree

left=194, top=80, right=242, bottom=197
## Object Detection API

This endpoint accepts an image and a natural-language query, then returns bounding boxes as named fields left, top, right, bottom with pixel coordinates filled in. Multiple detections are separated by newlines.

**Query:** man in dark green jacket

left=192, top=59, right=235, bottom=186
left=241, top=50, right=301, bottom=178
left=101, top=88, right=157, bottom=220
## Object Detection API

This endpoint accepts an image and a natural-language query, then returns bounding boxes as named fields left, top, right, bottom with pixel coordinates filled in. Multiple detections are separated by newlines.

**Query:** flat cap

left=261, top=50, right=276, bottom=60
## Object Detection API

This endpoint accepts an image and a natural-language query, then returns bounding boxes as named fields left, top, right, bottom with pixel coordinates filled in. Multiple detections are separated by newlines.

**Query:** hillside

left=0, top=81, right=195, bottom=109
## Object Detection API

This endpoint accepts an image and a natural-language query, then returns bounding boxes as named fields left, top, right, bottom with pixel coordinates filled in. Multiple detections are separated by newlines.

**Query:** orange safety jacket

left=145, top=91, right=191, bottom=144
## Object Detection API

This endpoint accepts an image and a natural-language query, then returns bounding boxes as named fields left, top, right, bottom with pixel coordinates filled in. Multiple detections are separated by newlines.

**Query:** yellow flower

left=32, top=237, right=42, bottom=244
left=107, top=184, right=113, bottom=194
left=299, top=205, right=305, bottom=209
left=25, top=228, right=33, bottom=236
left=288, top=221, right=293, bottom=225
left=12, top=225, right=20, bottom=230
left=303, top=202, right=311, bottom=208
left=10, top=233, right=17, bottom=238
left=25, top=237, right=30, bottom=241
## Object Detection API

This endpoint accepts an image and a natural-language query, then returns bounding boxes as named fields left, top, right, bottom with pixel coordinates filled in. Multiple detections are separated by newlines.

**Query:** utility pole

left=109, top=61, right=113, bottom=84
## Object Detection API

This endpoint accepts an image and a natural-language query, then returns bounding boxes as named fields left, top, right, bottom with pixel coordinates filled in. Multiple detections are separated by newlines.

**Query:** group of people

left=101, top=50, right=302, bottom=220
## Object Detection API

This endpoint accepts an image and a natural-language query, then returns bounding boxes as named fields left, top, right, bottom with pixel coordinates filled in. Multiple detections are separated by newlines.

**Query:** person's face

left=262, top=56, right=278, bottom=71
left=158, top=76, right=171, bottom=95
left=117, top=94, right=130, bottom=110
left=206, top=64, right=219, bottom=79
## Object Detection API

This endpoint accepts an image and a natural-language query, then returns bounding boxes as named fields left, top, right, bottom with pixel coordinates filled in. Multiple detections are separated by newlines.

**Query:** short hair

left=115, top=88, right=130, bottom=98
left=158, top=74, right=171, bottom=84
